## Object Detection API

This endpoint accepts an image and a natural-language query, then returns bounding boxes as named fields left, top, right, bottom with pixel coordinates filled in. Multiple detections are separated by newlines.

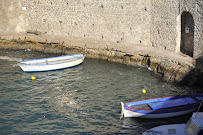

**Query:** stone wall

left=150, top=0, right=203, bottom=59
left=150, top=0, right=179, bottom=51
left=0, top=0, right=27, bottom=33
left=0, top=0, right=202, bottom=58
left=20, top=0, right=151, bottom=46
left=1, top=34, right=202, bottom=87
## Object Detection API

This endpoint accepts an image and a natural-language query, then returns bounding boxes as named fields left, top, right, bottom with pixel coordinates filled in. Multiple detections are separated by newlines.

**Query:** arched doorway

left=181, top=12, right=194, bottom=57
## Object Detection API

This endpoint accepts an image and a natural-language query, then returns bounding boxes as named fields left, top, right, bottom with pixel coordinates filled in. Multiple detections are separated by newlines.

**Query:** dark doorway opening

left=181, top=12, right=194, bottom=57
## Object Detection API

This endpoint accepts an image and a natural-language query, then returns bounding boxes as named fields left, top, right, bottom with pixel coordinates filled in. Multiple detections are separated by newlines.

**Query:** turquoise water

left=0, top=50, right=200, bottom=134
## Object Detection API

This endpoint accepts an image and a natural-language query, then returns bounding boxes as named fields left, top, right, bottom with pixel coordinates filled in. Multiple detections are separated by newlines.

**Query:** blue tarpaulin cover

left=148, top=102, right=168, bottom=110
left=183, top=97, right=196, bottom=104
left=148, top=97, right=196, bottom=110
left=195, top=96, right=203, bottom=101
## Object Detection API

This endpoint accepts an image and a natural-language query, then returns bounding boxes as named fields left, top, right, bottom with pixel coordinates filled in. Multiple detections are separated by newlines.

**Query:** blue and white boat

left=18, top=53, right=85, bottom=72
left=121, top=95, right=203, bottom=118
left=142, top=112, right=203, bottom=135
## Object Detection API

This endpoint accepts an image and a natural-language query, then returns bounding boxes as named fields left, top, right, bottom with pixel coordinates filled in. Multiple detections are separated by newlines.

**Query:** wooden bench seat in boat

left=131, top=103, right=152, bottom=110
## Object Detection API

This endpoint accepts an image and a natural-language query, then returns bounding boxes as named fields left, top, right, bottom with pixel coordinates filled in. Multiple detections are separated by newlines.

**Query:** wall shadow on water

left=178, top=55, right=203, bottom=89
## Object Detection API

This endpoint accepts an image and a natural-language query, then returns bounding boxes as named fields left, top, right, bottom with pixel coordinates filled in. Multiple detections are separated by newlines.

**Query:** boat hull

left=142, top=124, right=186, bottom=135
left=142, top=112, right=203, bottom=135
left=18, top=54, right=85, bottom=72
left=121, top=102, right=197, bottom=118
left=121, top=95, right=203, bottom=118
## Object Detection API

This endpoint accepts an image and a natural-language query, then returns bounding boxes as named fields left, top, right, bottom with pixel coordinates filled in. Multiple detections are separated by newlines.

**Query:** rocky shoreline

left=0, top=33, right=202, bottom=88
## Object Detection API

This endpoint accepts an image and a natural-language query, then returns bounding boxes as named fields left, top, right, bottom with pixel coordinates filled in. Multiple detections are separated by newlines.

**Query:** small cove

left=0, top=49, right=200, bottom=134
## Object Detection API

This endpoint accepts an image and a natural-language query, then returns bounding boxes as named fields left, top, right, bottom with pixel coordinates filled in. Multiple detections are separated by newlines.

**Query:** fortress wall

left=20, top=0, right=151, bottom=46
left=150, top=0, right=203, bottom=58
left=0, top=0, right=25, bottom=33
left=150, top=0, right=179, bottom=51
left=183, top=0, right=203, bottom=59
left=0, top=0, right=202, bottom=58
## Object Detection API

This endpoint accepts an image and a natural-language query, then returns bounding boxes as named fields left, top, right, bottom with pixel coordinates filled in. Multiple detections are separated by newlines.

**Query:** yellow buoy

left=142, top=89, right=146, bottom=94
left=31, top=76, right=36, bottom=80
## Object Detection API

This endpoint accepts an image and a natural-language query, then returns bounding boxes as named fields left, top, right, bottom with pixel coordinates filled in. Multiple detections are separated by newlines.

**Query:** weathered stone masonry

left=0, top=33, right=201, bottom=87
left=0, top=0, right=202, bottom=87
left=0, top=0, right=202, bottom=58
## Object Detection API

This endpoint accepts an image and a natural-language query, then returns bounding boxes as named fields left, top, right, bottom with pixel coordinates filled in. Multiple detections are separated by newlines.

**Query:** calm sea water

left=0, top=49, right=200, bottom=135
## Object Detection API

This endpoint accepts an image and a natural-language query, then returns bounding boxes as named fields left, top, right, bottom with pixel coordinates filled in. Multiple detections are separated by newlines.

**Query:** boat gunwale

left=19, top=56, right=84, bottom=66
left=125, top=103, right=199, bottom=112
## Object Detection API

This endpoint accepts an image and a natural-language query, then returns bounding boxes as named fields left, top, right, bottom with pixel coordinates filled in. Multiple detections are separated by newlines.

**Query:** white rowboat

left=18, top=53, right=85, bottom=72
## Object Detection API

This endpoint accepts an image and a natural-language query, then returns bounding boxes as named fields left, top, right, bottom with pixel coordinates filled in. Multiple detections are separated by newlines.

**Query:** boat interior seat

left=148, top=97, right=196, bottom=110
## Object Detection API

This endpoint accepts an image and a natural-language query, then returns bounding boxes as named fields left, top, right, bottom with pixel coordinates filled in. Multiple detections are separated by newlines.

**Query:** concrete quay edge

left=0, top=33, right=202, bottom=87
